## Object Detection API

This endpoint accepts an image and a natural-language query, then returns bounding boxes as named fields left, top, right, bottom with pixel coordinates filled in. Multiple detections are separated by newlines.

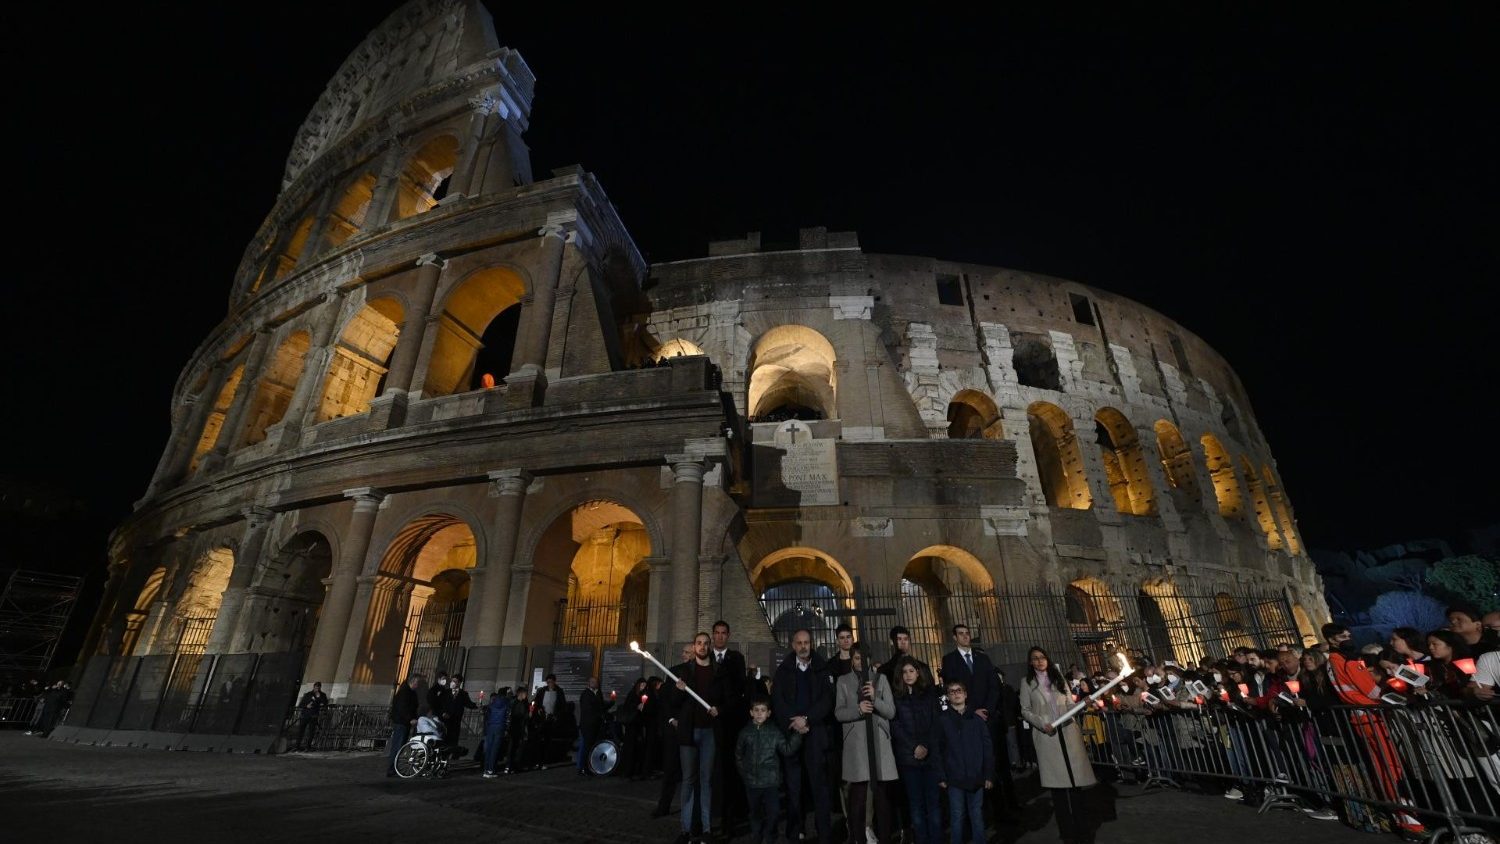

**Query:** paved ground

left=0, top=732, right=1376, bottom=843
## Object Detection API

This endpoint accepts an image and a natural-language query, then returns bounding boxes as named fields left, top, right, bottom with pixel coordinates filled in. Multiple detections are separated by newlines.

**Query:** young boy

left=735, top=696, right=803, bottom=844
left=934, top=680, right=994, bottom=844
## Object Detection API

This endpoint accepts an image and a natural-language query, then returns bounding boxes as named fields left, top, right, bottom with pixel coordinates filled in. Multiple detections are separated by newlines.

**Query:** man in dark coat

left=710, top=620, right=749, bottom=833
left=442, top=674, right=477, bottom=751
left=427, top=671, right=452, bottom=717
left=940, top=625, right=999, bottom=720
left=772, top=628, right=835, bottom=844
left=576, top=676, right=607, bottom=774
left=292, top=681, right=329, bottom=751
left=387, top=675, right=420, bottom=777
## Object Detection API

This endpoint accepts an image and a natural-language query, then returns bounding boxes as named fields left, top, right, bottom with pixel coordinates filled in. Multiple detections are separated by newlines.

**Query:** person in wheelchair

left=402, top=713, right=453, bottom=777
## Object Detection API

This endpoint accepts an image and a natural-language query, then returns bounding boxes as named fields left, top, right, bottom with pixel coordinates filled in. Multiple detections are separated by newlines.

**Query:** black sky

left=5, top=3, right=1497, bottom=576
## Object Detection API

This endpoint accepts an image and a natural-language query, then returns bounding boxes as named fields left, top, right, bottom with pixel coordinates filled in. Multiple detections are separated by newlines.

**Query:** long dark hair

left=1025, top=646, right=1067, bottom=690
left=893, top=655, right=931, bottom=696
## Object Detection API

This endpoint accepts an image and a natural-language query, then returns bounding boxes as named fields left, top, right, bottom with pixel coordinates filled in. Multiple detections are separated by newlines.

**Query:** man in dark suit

left=940, top=623, right=999, bottom=720
left=577, top=676, right=607, bottom=775
left=773, top=628, right=835, bottom=844
left=386, top=674, right=420, bottom=777
left=710, top=620, right=749, bottom=834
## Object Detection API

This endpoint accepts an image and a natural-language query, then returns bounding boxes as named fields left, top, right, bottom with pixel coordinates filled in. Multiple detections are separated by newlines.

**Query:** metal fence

left=1077, top=700, right=1500, bottom=841
left=759, top=581, right=1303, bottom=671
left=0, top=696, right=41, bottom=727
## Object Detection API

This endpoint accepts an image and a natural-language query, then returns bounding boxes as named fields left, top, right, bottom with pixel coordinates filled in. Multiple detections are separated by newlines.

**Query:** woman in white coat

left=835, top=645, right=899, bottom=844
left=1019, top=646, right=1096, bottom=844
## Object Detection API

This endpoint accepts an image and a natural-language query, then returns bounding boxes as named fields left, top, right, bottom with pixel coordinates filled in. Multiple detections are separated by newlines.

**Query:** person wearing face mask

left=428, top=671, right=452, bottom=717
left=1323, top=623, right=1426, bottom=837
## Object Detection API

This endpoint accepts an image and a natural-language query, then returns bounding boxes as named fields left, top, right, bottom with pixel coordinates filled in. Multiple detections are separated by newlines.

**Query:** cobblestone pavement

left=0, top=732, right=1376, bottom=843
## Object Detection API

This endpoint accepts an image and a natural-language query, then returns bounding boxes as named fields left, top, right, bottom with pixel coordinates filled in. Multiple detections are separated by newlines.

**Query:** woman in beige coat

left=835, top=646, right=898, bottom=844
left=1020, top=646, right=1096, bottom=844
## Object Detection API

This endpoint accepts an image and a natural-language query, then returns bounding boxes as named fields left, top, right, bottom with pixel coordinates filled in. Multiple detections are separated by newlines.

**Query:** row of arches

left=250, top=133, right=476, bottom=296
left=186, top=265, right=527, bottom=474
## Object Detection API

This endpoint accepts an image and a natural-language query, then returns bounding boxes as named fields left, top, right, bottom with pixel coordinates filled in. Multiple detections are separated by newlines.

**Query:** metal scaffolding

left=0, top=569, right=83, bottom=675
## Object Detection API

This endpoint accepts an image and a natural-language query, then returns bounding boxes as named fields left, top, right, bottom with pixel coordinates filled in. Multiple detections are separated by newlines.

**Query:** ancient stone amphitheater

left=78, top=0, right=1327, bottom=718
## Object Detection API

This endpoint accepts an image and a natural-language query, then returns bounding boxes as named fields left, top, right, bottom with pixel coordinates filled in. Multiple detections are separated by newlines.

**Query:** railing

left=1076, top=699, right=1500, bottom=841
left=0, top=696, right=41, bottom=727
left=283, top=702, right=491, bottom=753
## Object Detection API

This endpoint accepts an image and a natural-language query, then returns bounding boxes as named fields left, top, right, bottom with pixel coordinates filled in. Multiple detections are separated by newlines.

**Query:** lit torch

left=630, top=640, right=712, bottom=713
left=1049, top=652, right=1134, bottom=730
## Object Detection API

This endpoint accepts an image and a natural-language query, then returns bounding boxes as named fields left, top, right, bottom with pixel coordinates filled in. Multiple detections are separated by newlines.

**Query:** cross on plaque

left=782, top=421, right=801, bottom=444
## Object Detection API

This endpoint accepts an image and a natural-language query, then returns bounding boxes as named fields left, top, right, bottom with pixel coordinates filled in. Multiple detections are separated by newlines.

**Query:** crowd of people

left=376, top=606, right=1500, bottom=844
left=3, top=678, right=73, bottom=738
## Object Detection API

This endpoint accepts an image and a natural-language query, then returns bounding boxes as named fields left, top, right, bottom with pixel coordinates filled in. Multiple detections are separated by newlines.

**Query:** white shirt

left=1475, top=651, right=1500, bottom=688
left=714, top=649, right=728, bottom=664
left=542, top=688, right=559, bottom=715
left=797, top=658, right=812, bottom=672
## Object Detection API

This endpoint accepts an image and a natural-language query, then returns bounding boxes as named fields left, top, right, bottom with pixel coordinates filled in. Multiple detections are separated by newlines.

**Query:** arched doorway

left=750, top=547, right=854, bottom=657
left=119, top=565, right=167, bottom=657
left=1095, top=408, right=1155, bottom=516
left=1154, top=420, right=1202, bottom=508
left=171, top=547, right=235, bottom=654
left=425, top=267, right=526, bottom=397
left=946, top=390, right=1003, bottom=440
left=316, top=299, right=403, bottom=422
left=1067, top=577, right=1126, bottom=673
left=1137, top=580, right=1203, bottom=665
left=355, top=514, right=477, bottom=690
left=748, top=326, right=838, bottom=421
left=894, top=546, right=998, bottom=668
left=394, top=135, right=460, bottom=220
left=1027, top=402, right=1092, bottom=509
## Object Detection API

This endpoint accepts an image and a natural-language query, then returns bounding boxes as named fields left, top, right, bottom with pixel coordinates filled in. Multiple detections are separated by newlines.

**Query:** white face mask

left=1213, top=672, right=1223, bottom=684
left=1166, top=673, right=1180, bottom=684
left=438, top=679, right=448, bottom=686
left=1147, top=673, right=1162, bottom=685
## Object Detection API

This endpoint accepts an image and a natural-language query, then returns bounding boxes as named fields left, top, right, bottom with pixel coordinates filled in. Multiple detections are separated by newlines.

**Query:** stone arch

left=1153, top=420, right=1202, bottom=507
left=518, top=497, right=659, bottom=652
left=1213, top=592, right=1255, bottom=651
left=899, top=545, right=998, bottom=661
left=394, top=134, right=461, bottom=220
left=355, top=513, right=480, bottom=688
left=425, top=266, right=526, bottom=397
left=240, top=330, right=311, bottom=447
left=120, top=564, right=168, bottom=656
left=240, top=530, right=334, bottom=655
left=1239, top=456, right=1284, bottom=550
left=1067, top=577, right=1126, bottom=672
left=946, top=389, right=1004, bottom=440
left=324, top=171, right=378, bottom=248
left=751, top=547, right=854, bottom=655
left=188, top=363, right=245, bottom=473
left=653, top=337, right=706, bottom=362
left=1200, top=434, right=1243, bottom=518
left=1138, top=579, right=1203, bottom=665
left=262, top=215, right=316, bottom=290
left=1262, top=466, right=1302, bottom=554
left=748, top=325, right=838, bottom=421
left=316, top=297, right=404, bottom=422
left=1095, top=408, right=1156, bottom=516
left=1027, top=401, right=1092, bottom=509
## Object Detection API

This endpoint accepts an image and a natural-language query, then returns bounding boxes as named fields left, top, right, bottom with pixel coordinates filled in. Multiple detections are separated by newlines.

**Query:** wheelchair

left=393, top=730, right=454, bottom=779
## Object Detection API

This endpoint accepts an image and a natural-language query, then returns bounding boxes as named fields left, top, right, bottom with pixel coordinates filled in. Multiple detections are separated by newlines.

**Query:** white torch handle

left=1048, top=665, right=1134, bottom=730
left=639, top=649, right=712, bottom=713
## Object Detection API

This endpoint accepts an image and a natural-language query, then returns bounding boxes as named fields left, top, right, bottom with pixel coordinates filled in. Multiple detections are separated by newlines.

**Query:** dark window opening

left=1070, top=293, right=1096, bottom=326
left=1168, top=334, right=1193, bottom=377
left=936, top=274, right=964, bottom=306
left=756, top=403, right=825, bottom=423
left=432, top=174, right=452, bottom=203
left=1011, top=335, right=1062, bottom=391
left=468, top=304, right=522, bottom=390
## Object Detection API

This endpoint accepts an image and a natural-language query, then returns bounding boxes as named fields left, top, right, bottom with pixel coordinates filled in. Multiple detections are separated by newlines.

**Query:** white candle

left=1049, top=652, right=1134, bottom=730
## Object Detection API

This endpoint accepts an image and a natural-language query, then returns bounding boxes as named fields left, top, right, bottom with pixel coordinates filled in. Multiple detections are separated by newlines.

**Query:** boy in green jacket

left=736, top=696, right=803, bottom=844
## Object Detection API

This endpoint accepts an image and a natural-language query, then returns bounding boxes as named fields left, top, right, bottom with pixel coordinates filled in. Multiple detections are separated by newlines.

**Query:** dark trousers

left=386, top=722, right=410, bottom=774
left=784, top=730, right=833, bottom=843
left=715, top=721, right=748, bottom=825
left=1051, top=787, right=1088, bottom=841
left=483, top=723, right=507, bottom=774
left=845, top=780, right=893, bottom=844
left=295, top=715, right=318, bottom=749
left=656, top=731, right=682, bottom=813
left=747, top=785, right=781, bottom=844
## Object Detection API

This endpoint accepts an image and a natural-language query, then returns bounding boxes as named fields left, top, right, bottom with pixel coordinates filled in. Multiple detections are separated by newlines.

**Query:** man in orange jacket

left=1322, top=624, right=1425, bottom=837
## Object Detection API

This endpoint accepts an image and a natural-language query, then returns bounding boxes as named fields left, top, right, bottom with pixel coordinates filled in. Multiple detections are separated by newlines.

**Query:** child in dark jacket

left=934, top=680, right=994, bottom=844
left=736, top=696, right=804, bottom=844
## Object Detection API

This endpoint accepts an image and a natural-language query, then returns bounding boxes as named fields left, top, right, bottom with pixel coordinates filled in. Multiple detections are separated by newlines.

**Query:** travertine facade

left=83, top=0, right=1327, bottom=703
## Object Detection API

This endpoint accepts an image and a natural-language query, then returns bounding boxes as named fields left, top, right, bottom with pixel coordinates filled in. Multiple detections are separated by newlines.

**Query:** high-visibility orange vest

left=1328, top=652, right=1382, bottom=706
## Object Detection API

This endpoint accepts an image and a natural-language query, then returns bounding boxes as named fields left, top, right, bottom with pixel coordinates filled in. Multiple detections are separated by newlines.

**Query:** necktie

left=717, top=652, right=724, bottom=665
left=965, top=652, right=973, bottom=672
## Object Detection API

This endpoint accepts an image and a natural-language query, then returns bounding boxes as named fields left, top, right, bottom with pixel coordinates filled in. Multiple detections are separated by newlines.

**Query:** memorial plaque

left=601, top=647, right=645, bottom=702
left=550, top=648, right=595, bottom=698
left=754, top=420, right=840, bottom=506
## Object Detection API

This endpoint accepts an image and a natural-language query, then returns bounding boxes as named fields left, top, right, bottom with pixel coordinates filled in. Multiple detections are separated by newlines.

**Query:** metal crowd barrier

left=1077, top=699, right=1500, bottom=842
left=0, top=696, right=42, bottom=727
left=282, top=704, right=489, bottom=753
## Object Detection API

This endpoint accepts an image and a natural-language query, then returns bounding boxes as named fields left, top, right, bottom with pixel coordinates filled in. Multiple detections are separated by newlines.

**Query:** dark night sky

left=4, top=3, right=1497, bottom=583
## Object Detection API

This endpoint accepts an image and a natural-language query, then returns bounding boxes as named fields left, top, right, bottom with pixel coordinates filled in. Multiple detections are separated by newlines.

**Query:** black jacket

left=427, top=683, right=453, bottom=716
left=891, top=686, right=941, bottom=770
left=996, top=677, right=1021, bottom=728
left=669, top=660, right=728, bottom=742
left=771, top=650, right=834, bottom=735
left=578, top=686, right=607, bottom=732
left=941, top=648, right=999, bottom=715
left=933, top=705, right=995, bottom=790
left=297, top=690, right=329, bottom=718
left=711, top=648, right=749, bottom=724
left=390, top=684, right=419, bottom=725
left=444, top=689, right=477, bottom=724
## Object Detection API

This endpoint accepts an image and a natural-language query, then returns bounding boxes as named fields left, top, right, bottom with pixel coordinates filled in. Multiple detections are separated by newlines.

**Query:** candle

left=1454, top=658, right=1477, bottom=675
left=630, top=641, right=712, bottom=712
left=1389, top=678, right=1408, bottom=692
left=1285, top=680, right=1301, bottom=695
left=1237, top=683, right=1250, bottom=697
left=1219, top=690, right=1230, bottom=702
left=1049, top=653, right=1135, bottom=729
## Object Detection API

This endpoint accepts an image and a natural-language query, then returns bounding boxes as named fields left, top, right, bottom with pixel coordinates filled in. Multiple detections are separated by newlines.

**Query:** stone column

left=79, top=561, right=130, bottom=661
left=270, top=293, right=345, bottom=445
left=202, top=329, right=274, bottom=471
left=363, top=143, right=408, bottom=229
left=448, top=93, right=503, bottom=199
left=303, top=488, right=384, bottom=685
left=332, top=574, right=383, bottom=687
left=381, top=253, right=446, bottom=397
left=509, top=222, right=569, bottom=377
left=499, top=565, right=535, bottom=646
left=1070, top=409, right=1121, bottom=525
left=204, top=506, right=274, bottom=654
left=146, top=384, right=215, bottom=497
left=643, top=556, right=672, bottom=644
left=473, top=469, right=531, bottom=647
left=667, top=455, right=707, bottom=642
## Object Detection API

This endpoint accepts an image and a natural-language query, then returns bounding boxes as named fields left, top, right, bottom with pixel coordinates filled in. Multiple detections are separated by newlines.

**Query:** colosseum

left=67, top=0, right=1328, bottom=744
